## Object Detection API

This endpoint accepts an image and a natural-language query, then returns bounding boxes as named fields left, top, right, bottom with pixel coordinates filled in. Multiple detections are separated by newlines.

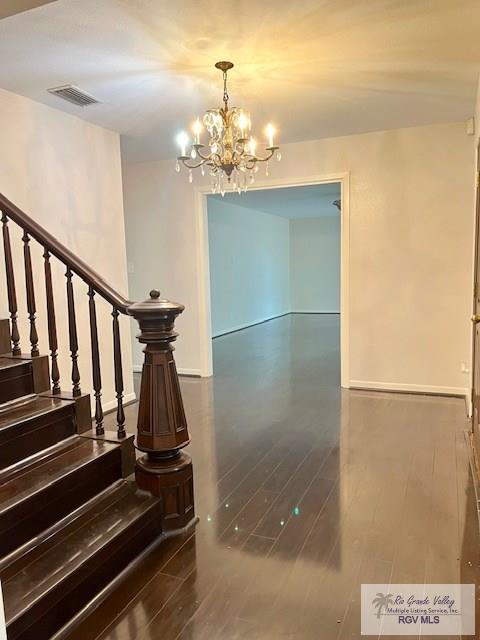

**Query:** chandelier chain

left=223, top=71, right=229, bottom=111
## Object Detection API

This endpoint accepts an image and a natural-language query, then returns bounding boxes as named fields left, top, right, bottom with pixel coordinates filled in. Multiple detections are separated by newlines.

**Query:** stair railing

left=0, top=192, right=195, bottom=532
left=0, top=193, right=132, bottom=437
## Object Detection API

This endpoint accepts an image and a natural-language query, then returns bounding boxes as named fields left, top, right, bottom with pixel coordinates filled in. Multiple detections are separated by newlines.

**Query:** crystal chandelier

left=175, top=61, right=281, bottom=195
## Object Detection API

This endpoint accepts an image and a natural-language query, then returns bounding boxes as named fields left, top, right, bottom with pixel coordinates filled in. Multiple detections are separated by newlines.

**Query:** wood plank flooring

left=66, top=314, right=479, bottom=640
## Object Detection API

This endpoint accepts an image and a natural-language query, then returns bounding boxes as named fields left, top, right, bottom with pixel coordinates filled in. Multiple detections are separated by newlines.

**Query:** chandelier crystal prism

left=175, top=61, right=281, bottom=195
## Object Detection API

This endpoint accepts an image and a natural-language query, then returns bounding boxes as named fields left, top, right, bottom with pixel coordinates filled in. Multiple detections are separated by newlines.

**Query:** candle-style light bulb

left=192, top=118, right=202, bottom=145
left=265, top=123, right=275, bottom=148
left=177, top=131, right=189, bottom=157
left=238, top=113, right=248, bottom=138
left=248, top=137, right=257, bottom=156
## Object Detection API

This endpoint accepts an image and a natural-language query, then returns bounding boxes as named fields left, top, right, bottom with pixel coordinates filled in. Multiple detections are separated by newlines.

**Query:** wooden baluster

left=43, top=249, right=60, bottom=393
left=88, top=286, right=104, bottom=435
left=112, top=308, right=126, bottom=439
left=66, top=267, right=81, bottom=396
left=22, top=231, right=39, bottom=357
left=1, top=213, right=21, bottom=355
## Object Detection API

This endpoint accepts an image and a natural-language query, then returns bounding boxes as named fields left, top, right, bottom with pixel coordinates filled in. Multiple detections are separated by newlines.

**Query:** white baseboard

left=133, top=364, right=201, bottom=377
left=212, top=311, right=290, bottom=338
left=177, top=368, right=201, bottom=377
left=350, top=379, right=469, bottom=398
left=102, top=392, right=136, bottom=413
left=290, top=310, right=340, bottom=314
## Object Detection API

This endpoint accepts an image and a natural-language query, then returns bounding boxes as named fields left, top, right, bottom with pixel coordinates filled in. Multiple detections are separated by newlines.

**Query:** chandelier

left=175, top=61, right=281, bottom=195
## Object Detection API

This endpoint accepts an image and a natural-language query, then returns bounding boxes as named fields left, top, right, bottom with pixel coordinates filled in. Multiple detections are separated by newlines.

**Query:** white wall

left=0, top=87, right=134, bottom=410
left=207, top=197, right=290, bottom=337
left=123, top=121, right=474, bottom=395
left=289, top=216, right=340, bottom=313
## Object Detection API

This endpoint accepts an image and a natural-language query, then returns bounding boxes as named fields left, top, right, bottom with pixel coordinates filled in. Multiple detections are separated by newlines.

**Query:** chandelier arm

left=232, top=143, right=247, bottom=164
left=252, top=148, right=277, bottom=163
left=196, top=148, right=214, bottom=161
left=180, top=158, right=209, bottom=170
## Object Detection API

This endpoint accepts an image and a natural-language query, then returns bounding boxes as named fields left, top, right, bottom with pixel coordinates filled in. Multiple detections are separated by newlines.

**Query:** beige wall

left=123, top=121, right=474, bottom=395
left=207, top=197, right=290, bottom=337
left=289, top=216, right=340, bottom=313
left=123, top=159, right=203, bottom=376
left=0, top=87, right=134, bottom=410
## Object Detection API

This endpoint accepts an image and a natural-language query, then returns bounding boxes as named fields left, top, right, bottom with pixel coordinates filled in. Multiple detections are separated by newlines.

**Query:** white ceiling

left=0, top=0, right=479, bottom=163
left=209, top=183, right=341, bottom=219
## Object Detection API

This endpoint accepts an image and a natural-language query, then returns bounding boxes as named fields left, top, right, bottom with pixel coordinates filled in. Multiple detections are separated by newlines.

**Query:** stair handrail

left=0, top=193, right=132, bottom=313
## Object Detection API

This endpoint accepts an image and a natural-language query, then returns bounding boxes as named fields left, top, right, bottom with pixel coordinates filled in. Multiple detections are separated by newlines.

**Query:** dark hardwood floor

left=66, top=314, right=479, bottom=640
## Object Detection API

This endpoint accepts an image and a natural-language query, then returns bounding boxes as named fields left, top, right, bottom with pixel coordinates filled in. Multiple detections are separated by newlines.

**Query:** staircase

left=0, top=194, right=196, bottom=639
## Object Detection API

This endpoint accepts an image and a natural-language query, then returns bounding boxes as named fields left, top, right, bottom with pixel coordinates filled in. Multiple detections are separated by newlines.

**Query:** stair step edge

left=0, top=357, right=31, bottom=372
left=0, top=395, right=75, bottom=432
left=0, top=439, right=120, bottom=513
left=0, top=435, right=81, bottom=483
left=48, top=529, right=168, bottom=640
left=0, top=393, right=37, bottom=414
left=4, top=484, right=161, bottom=624
left=0, top=478, right=127, bottom=574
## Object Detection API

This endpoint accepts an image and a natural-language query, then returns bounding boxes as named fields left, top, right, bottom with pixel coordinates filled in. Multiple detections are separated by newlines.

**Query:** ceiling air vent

left=47, top=85, right=100, bottom=107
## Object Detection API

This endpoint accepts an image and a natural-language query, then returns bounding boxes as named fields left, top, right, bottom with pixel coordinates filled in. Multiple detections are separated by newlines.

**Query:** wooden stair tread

left=0, top=396, right=77, bottom=472
left=0, top=394, right=73, bottom=432
left=0, top=435, right=81, bottom=483
left=0, top=357, right=29, bottom=372
left=0, top=437, right=118, bottom=512
left=3, top=480, right=160, bottom=624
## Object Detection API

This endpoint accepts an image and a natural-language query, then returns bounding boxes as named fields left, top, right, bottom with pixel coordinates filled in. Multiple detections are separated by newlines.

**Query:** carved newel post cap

left=127, top=290, right=185, bottom=344
left=128, top=290, right=184, bottom=315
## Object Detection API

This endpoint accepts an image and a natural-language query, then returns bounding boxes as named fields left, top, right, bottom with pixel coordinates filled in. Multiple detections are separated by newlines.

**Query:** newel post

left=128, top=289, right=196, bottom=532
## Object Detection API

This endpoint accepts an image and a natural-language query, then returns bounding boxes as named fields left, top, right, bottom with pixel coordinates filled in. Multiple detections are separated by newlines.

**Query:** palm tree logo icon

left=372, top=593, right=394, bottom=618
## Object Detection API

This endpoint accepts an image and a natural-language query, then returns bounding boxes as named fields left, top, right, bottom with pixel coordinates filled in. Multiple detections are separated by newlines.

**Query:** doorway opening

left=194, top=174, right=350, bottom=386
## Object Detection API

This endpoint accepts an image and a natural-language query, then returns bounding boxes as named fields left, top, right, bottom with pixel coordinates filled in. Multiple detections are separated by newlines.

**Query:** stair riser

left=0, top=364, right=33, bottom=404
left=0, top=406, right=76, bottom=469
left=9, top=505, right=163, bottom=640
left=0, top=449, right=122, bottom=556
left=0, top=319, right=11, bottom=354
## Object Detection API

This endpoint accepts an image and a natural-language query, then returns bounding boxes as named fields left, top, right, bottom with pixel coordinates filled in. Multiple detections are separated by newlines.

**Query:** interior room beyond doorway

left=206, top=182, right=342, bottom=373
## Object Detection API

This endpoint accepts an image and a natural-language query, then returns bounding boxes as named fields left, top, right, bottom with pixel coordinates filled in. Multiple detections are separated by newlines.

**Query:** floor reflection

left=75, top=314, right=477, bottom=640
